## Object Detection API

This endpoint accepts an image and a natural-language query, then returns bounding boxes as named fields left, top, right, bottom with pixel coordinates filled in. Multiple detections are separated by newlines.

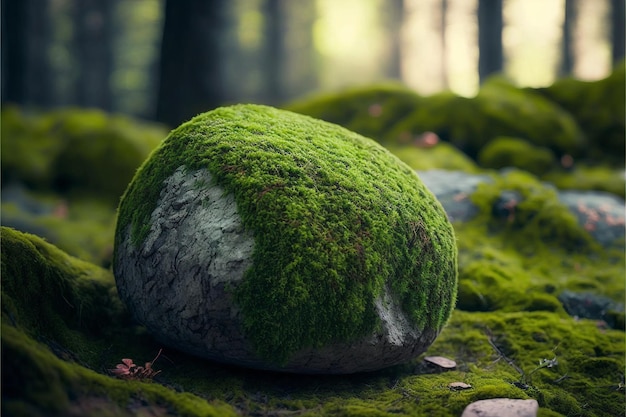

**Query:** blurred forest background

left=2, top=0, right=624, bottom=127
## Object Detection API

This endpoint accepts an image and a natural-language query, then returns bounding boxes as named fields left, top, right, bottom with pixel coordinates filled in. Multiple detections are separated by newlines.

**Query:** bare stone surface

left=115, top=167, right=256, bottom=364
left=115, top=166, right=441, bottom=373
left=461, top=398, right=539, bottom=417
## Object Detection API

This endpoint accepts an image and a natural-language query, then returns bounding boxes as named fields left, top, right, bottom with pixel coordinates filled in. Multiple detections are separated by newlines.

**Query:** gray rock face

left=419, top=169, right=625, bottom=248
left=115, top=167, right=256, bottom=364
left=115, top=166, right=440, bottom=373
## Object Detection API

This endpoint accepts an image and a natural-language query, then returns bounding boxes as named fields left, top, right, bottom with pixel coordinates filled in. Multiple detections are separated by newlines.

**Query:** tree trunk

left=73, top=0, right=113, bottom=110
left=263, top=0, right=286, bottom=104
left=441, top=0, right=448, bottom=88
left=477, top=0, right=503, bottom=83
left=280, top=0, right=318, bottom=101
left=27, top=0, right=53, bottom=107
left=611, top=0, right=625, bottom=64
left=1, top=0, right=28, bottom=105
left=156, top=0, right=228, bottom=127
left=384, top=0, right=404, bottom=80
left=561, top=0, right=576, bottom=76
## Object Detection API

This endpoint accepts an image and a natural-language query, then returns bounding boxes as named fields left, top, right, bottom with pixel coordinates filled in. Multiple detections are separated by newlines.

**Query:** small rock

left=423, top=356, right=457, bottom=369
left=461, top=398, right=539, bottom=417
left=448, top=382, right=472, bottom=390
left=558, top=290, right=624, bottom=329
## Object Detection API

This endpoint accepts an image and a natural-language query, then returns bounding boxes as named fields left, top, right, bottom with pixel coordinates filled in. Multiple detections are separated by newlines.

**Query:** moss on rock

left=468, top=170, right=598, bottom=253
left=534, top=62, right=625, bottom=164
left=543, top=165, right=626, bottom=199
left=388, top=82, right=586, bottom=160
left=0, top=106, right=166, bottom=202
left=478, top=137, right=556, bottom=176
left=115, top=104, right=458, bottom=366
left=285, top=83, right=422, bottom=144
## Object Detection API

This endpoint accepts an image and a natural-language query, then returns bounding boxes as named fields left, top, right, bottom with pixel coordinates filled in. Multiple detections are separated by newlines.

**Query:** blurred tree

left=1, top=0, right=53, bottom=107
left=156, top=0, right=229, bottom=127
left=441, top=0, right=448, bottom=87
left=561, top=0, right=576, bottom=75
left=73, top=0, right=114, bottom=110
left=280, top=0, right=317, bottom=101
left=2, top=0, right=28, bottom=105
left=382, top=0, right=404, bottom=80
left=611, top=0, right=625, bottom=64
left=263, top=0, right=286, bottom=104
left=477, top=0, right=503, bottom=82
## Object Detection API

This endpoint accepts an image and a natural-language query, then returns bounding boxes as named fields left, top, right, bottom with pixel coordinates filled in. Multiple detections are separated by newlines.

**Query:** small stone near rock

left=448, top=382, right=472, bottom=390
left=424, top=356, right=457, bottom=369
left=461, top=398, right=538, bottom=417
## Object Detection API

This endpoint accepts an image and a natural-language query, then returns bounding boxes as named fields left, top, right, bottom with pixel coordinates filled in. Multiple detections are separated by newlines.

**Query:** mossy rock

left=114, top=104, right=458, bottom=373
left=534, top=62, right=625, bottom=164
left=0, top=106, right=167, bottom=202
left=544, top=165, right=626, bottom=199
left=386, top=141, right=480, bottom=173
left=468, top=170, right=598, bottom=253
left=388, top=82, right=586, bottom=160
left=285, top=83, right=422, bottom=144
left=477, top=136, right=556, bottom=176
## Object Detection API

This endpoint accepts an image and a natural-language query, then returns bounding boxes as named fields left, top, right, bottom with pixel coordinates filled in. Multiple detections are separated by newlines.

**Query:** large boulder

left=113, top=104, right=457, bottom=374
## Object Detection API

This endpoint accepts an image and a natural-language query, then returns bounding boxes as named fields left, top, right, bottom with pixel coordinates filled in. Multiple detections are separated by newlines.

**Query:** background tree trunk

left=611, top=0, right=625, bottom=64
left=263, top=0, right=286, bottom=104
left=73, top=0, right=113, bottom=110
left=156, top=0, right=228, bottom=127
left=27, top=0, right=53, bottom=107
left=477, top=0, right=503, bottom=83
left=384, top=0, right=404, bottom=80
left=441, top=0, right=448, bottom=88
left=1, top=0, right=28, bottom=105
left=561, top=0, right=576, bottom=76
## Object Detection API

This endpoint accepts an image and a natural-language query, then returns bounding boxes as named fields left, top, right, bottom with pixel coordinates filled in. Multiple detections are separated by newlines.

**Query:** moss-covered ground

left=3, top=166, right=624, bottom=416
left=2, top=67, right=624, bottom=416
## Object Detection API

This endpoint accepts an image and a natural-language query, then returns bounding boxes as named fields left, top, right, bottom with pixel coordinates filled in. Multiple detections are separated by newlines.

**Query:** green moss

left=386, top=142, right=479, bottom=172
left=0, top=227, right=124, bottom=353
left=387, top=84, right=585, bottom=160
left=1, top=192, right=117, bottom=266
left=2, top=324, right=237, bottom=417
left=0, top=106, right=166, bottom=202
left=478, top=136, right=556, bottom=176
left=285, top=83, right=422, bottom=144
left=468, top=170, right=597, bottom=253
left=2, top=223, right=624, bottom=416
left=534, top=62, right=625, bottom=164
left=543, top=164, right=626, bottom=199
left=115, top=104, right=458, bottom=364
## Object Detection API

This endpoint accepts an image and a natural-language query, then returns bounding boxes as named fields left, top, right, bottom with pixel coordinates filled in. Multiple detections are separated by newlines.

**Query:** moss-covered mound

left=114, top=104, right=458, bottom=368
left=388, top=80, right=586, bottom=160
left=0, top=106, right=167, bottom=202
left=534, top=62, right=626, bottom=164
left=288, top=81, right=586, bottom=162
left=3, top=226, right=624, bottom=416
left=478, top=137, right=556, bottom=176
left=1, top=227, right=238, bottom=417
left=286, top=83, right=422, bottom=143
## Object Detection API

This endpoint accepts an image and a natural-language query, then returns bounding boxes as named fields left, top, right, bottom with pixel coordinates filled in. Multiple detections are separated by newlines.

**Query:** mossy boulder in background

left=114, top=104, right=458, bottom=373
left=534, top=62, right=626, bottom=164
left=477, top=136, right=556, bottom=176
left=286, top=83, right=422, bottom=144
left=0, top=106, right=166, bottom=202
left=388, top=80, right=586, bottom=160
